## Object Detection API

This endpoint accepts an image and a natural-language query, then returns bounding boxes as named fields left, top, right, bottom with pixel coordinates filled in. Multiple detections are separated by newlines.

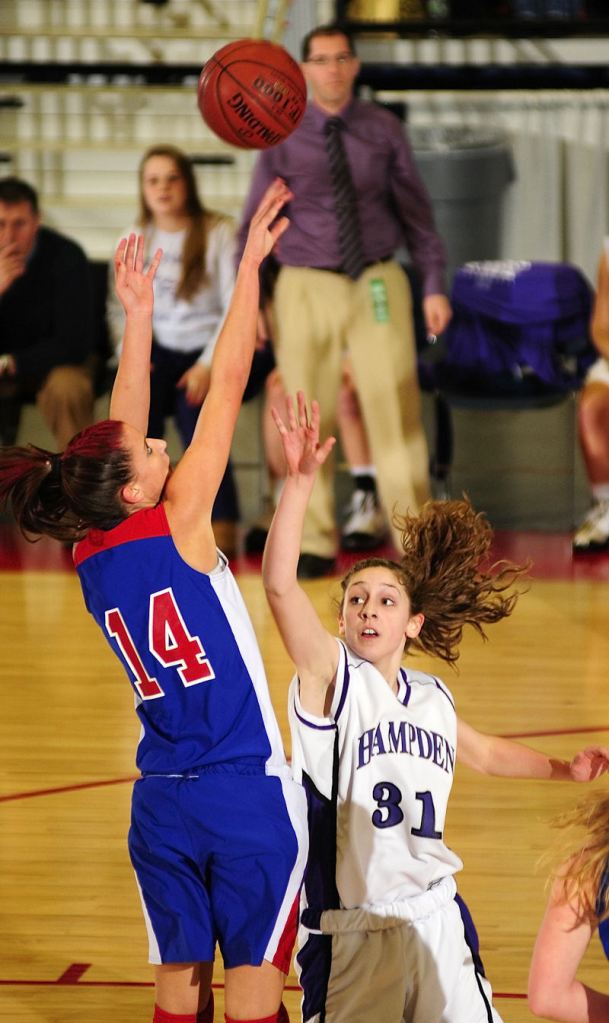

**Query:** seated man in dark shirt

left=0, top=176, right=95, bottom=449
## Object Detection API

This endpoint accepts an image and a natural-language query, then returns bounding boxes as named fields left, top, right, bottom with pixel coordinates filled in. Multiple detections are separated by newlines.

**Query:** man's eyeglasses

left=304, top=54, right=354, bottom=67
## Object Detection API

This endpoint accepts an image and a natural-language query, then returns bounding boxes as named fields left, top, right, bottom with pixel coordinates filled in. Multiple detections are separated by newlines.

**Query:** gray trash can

left=410, top=126, right=515, bottom=285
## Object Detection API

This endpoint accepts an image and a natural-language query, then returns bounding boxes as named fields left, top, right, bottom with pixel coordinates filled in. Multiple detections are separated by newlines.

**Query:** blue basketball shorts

left=128, top=765, right=308, bottom=968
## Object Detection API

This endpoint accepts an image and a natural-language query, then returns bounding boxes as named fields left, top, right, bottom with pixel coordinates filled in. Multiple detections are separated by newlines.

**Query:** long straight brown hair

left=137, top=144, right=227, bottom=302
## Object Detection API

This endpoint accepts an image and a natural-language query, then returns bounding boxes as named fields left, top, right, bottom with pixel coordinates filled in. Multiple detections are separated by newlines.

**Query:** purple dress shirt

left=237, top=98, right=447, bottom=297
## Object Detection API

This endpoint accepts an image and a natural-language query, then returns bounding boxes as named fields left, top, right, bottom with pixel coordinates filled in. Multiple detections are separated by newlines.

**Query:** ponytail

left=0, top=420, right=133, bottom=543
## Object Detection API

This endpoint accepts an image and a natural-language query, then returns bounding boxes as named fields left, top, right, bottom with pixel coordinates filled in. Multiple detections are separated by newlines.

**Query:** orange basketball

left=197, top=39, right=307, bottom=150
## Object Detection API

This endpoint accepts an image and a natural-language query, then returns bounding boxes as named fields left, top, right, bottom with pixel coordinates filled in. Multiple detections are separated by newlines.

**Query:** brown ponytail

left=0, top=420, right=133, bottom=543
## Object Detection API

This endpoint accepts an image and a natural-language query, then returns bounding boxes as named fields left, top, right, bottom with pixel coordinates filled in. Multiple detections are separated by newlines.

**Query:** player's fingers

left=296, top=390, right=308, bottom=428
left=114, top=237, right=128, bottom=269
left=125, top=232, right=137, bottom=266
left=147, top=247, right=163, bottom=278
left=583, top=746, right=609, bottom=760
left=286, top=394, right=298, bottom=431
left=270, top=405, right=287, bottom=433
left=252, top=180, right=290, bottom=226
left=262, top=183, right=291, bottom=213
left=133, top=234, right=146, bottom=272
left=310, top=399, right=321, bottom=436
left=264, top=177, right=291, bottom=204
left=318, top=436, right=336, bottom=463
left=269, top=215, right=290, bottom=245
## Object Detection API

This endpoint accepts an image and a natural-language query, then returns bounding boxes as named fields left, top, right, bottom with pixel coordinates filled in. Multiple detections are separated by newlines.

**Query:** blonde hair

left=340, top=498, right=528, bottom=666
left=547, top=791, right=609, bottom=924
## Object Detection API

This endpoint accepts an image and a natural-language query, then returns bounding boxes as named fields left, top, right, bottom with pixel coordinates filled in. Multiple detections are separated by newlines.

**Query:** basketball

left=197, top=39, right=307, bottom=150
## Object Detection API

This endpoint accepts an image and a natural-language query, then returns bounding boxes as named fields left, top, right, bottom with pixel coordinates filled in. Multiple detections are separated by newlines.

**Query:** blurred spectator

left=0, top=176, right=95, bottom=450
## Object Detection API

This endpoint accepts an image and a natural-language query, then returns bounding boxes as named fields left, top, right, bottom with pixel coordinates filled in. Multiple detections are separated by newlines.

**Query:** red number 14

left=105, top=587, right=215, bottom=700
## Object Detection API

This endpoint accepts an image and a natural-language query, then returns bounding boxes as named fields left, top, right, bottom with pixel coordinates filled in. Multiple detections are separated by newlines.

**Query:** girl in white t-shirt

left=107, top=144, right=239, bottom=555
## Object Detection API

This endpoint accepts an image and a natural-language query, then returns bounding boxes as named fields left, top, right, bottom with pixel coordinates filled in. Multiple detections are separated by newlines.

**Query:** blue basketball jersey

left=75, top=503, right=287, bottom=775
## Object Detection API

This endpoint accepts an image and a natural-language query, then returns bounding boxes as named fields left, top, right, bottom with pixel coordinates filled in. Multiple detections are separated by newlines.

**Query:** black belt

left=315, top=256, right=393, bottom=275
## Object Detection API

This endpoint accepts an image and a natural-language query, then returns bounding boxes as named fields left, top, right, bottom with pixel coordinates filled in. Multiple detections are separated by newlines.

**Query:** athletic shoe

left=340, top=489, right=387, bottom=552
left=573, top=499, right=609, bottom=553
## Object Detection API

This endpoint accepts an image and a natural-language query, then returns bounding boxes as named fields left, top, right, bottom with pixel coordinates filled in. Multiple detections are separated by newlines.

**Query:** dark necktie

left=324, top=116, right=366, bottom=280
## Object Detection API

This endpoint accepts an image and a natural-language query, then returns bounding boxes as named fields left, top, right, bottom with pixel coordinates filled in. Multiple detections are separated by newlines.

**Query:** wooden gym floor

left=2, top=524, right=609, bottom=1022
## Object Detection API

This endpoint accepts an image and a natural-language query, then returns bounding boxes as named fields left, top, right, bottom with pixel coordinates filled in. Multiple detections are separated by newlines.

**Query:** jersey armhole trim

left=292, top=678, right=337, bottom=731
left=330, top=639, right=350, bottom=723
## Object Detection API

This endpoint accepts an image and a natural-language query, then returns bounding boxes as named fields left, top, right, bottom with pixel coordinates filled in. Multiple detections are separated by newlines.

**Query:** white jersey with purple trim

left=289, top=639, right=462, bottom=909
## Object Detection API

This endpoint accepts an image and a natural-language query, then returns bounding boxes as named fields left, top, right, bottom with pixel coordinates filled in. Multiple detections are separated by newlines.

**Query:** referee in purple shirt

left=237, top=23, right=452, bottom=578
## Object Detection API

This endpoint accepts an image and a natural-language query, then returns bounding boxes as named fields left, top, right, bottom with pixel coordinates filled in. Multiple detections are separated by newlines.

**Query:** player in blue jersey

left=529, top=789, right=609, bottom=1021
left=262, top=392, right=609, bottom=1023
left=0, top=179, right=308, bottom=1023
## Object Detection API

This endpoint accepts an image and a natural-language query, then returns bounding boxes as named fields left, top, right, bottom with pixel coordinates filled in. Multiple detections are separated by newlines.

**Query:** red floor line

left=0, top=979, right=302, bottom=991
left=0, top=774, right=138, bottom=803
left=0, top=979, right=150, bottom=988
left=0, top=978, right=529, bottom=999
left=501, top=725, right=609, bottom=740
left=57, top=963, right=90, bottom=984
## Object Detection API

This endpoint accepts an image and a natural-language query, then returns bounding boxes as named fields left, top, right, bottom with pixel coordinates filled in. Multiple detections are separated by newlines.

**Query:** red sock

left=153, top=1007, right=197, bottom=1023
left=224, top=1005, right=287, bottom=1023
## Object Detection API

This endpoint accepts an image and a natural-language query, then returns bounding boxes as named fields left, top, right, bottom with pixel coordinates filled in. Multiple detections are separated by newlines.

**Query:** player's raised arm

left=262, top=392, right=338, bottom=715
left=165, top=179, right=291, bottom=528
left=109, top=234, right=162, bottom=433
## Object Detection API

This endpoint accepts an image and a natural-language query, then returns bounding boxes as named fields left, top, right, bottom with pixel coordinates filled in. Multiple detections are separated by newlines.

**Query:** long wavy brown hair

left=137, top=144, right=229, bottom=302
left=340, top=498, right=529, bottom=666
left=545, top=791, right=609, bottom=924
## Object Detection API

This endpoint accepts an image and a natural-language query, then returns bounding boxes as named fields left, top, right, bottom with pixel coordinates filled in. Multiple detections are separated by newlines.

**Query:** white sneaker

left=573, top=499, right=609, bottom=553
left=341, top=489, right=387, bottom=552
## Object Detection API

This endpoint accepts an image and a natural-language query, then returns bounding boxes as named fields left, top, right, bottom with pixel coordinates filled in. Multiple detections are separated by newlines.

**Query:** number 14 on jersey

left=105, top=587, right=215, bottom=699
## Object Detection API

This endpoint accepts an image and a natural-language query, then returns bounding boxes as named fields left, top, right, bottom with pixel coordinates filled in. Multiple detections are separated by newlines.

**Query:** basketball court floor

left=2, top=523, right=609, bottom=1022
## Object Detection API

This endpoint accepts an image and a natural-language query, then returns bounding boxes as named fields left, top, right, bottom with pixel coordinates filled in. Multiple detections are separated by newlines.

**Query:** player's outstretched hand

left=114, top=233, right=162, bottom=318
left=569, top=746, right=609, bottom=782
left=271, top=390, right=335, bottom=480
left=242, top=178, right=293, bottom=267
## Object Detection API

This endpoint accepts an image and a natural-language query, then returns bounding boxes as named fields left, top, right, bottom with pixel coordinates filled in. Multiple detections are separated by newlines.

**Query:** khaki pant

left=36, top=364, right=95, bottom=450
left=274, top=261, right=430, bottom=558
